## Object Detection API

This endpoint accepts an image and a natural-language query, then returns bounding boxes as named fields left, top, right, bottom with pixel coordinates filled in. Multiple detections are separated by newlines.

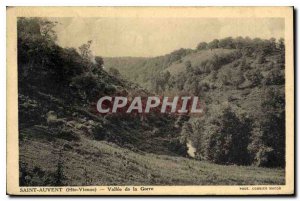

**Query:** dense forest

left=17, top=17, right=285, bottom=186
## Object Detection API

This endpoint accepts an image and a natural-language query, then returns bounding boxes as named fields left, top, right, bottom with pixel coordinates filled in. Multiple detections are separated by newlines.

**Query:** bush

left=168, top=138, right=188, bottom=156
left=92, top=124, right=107, bottom=140
left=58, top=127, right=80, bottom=141
left=19, top=163, right=59, bottom=186
left=265, top=69, right=285, bottom=85
left=19, top=95, right=43, bottom=128
left=245, top=70, right=263, bottom=87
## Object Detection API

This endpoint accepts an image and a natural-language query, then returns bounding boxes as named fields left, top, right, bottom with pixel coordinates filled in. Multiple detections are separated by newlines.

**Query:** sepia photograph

left=6, top=6, right=294, bottom=195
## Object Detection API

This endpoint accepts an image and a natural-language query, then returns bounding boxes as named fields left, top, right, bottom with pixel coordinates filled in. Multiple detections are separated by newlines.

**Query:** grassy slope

left=103, top=57, right=150, bottom=79
left=164, top=49, right=236, bottom=75
left=20, top=127, right=284, bottom=186
left=104, top=49, right=236, bottom=78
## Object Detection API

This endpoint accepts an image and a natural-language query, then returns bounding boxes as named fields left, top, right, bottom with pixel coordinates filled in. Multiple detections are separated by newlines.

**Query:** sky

left=53, top=17, right=284, bottom=57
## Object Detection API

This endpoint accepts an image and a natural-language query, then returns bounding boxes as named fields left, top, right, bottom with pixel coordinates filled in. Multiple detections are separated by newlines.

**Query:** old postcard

left=6, top=7, right=294, bottom=195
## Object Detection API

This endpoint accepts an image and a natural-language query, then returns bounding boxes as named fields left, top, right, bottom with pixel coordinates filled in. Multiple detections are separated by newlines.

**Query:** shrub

left=58, top=127, right=80, bottom=141
left=19, top=163, right=58, bottom=186
left=245, top=70, right=263, bottom=87
left=265, top=69, right=285, bottom=85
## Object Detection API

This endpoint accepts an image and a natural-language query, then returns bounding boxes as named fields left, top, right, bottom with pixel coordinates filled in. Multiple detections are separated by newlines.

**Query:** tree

left=211, top=70, right=218, bottom=81
left=19, top=162, right=29, bottom=186
left=166, top=48, right=193, bottom=65
left=221, top=68, right=245, bottom=88
left=245, top=70, right=263, bottom=87
left=220, top=69, right=231, bottom=86
left=277, top=38, right=285, bottom=64
left=239, top=57, right=249, bottom=71
left=256, top=51, right=266, bottom=64
left=108, top=67, right=121, bottom=78
left=234, top=36, right=246, bottom=49
left=172, top=74, right=186, bottom=91
left=278, top=38, right=285, bottom=51
left=79, top=40, right=93, bottom=61
left=265, top=68, right=285, bottom=85
left=242, top=46, right=254, bottom=57
left=218, top=37, right=235, bottom=49
left=184, top=78, right=200, bottom=94
left=78, top=40, right=95, bottom=71
left=249, top=88, right=285, bottom=167
left=197, top=42, right=208, bottom=50
left=54, top=149, right=65, bottom=186
left=180, top=122, right=193, bottom=144
left=95, top=56, right=104, bottom=68
left=185, top=60, right=193, bottom=73
left=71, top=72, right=114, bottom=102
left=207, top=107, right=252, bottom=165
left=207, top=39, right=219, bottom=50
left=17, top=17, right=67, bottom=88
left=18, top=17, right=58, bottom=41
left=259, top=111, right=285, bottom=167
left=18, top=17, right=41, bottom=36
left=150, top=71, right=171, bottom=93
left=39, top=19, right=58, bottom=42
left=61, top=48, right=86, bottom=78
left=269, top=37, right=277, bottom=52
left=232, top=70, right=245, bottom=89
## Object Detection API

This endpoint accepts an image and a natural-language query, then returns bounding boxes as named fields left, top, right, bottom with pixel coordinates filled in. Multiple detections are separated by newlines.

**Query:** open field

left=20, top=127, right=285, bottom=186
